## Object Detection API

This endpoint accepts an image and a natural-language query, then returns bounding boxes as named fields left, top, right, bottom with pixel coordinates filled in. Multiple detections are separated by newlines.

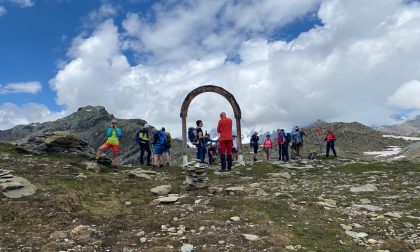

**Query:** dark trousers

left=326, top=141, right=337, bottom=157
left=197, top=142, right=206, bottom=163
left=139, top=143, right=151, bottom=165
left=281, top=144, right=289, bottom=161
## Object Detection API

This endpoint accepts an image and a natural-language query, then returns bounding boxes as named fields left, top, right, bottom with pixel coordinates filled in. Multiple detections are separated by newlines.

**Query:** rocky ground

left=0, top=142, right=419, bottom=252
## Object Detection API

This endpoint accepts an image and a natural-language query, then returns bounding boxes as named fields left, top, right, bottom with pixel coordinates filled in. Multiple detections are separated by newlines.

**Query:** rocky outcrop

left=15, top=131, right=94, bottom=158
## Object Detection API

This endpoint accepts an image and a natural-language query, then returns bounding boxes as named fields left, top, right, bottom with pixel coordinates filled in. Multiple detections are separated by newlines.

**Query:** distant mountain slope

left=377, top=115, right=420, bottom=137
left=304, top=120, right=406, bottom=156
left=0, top=106, right=182, bottom=164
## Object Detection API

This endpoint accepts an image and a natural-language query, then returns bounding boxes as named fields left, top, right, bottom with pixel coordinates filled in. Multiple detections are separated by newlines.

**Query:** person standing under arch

left=217, top=112, right=233, bottom=172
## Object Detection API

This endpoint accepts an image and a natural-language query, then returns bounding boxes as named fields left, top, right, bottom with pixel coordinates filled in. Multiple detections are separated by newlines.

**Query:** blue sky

left=1, top=0, right=420, bottom=135
left=0, top=0, right=321, bottom=112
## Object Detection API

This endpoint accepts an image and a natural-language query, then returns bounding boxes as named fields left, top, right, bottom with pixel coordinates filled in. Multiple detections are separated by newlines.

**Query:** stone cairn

left=0, top=169, right=37, bottom=199
left=184, top=163, right=209, bottom=191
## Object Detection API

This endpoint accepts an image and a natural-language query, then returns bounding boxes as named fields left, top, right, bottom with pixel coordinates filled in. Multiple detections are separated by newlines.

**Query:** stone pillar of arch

left=180, top=85, right=244, bottom=166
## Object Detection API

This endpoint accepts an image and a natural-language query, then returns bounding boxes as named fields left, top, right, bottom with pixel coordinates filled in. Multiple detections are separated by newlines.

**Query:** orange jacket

left=217, top=117, right=233, bottom=141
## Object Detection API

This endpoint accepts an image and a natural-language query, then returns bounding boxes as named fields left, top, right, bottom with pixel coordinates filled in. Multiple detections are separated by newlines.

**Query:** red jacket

left=217, top=117, right=233, bottom=141
left=325, top=132, right=337, bottom=142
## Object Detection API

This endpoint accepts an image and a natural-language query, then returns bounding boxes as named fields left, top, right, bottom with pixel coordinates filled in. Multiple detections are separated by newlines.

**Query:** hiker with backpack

left=135, top=123, right=151, bottom=166
left=263, top=134, right=273, bottom=160
left=152, top=128, right=167, bottom=168
left=194, top=120, right=209, bottom=165
left=162, top=127, right=172, bottom=165
left=277, top=129, right=289, bottom=162
left=291, top=126, right=305, bottom=159
left=96, top=119, right=122, bottom=166
left=250, top=132, right=259, bottom=162
left=325, top=129, right=337, bottom=158
left=282, top=129, right=291, bottom=162
left=217, top=112, right=233, bottom=172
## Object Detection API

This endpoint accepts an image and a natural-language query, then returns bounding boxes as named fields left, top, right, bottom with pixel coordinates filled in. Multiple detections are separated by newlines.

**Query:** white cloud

left=0, top=81, right=42, bottom=94
left=45, top=0, right=420, bottom=137
left=4, top=0, right=33, bottom=7
left=0, top=103, right=64, bottom=130
left=0, top=6, right=7, bottom=16
left=388, top=80, right=420, bottom=109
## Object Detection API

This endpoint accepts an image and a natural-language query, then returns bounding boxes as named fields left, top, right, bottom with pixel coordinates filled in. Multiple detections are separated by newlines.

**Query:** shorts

left=232, top=147, right=238, bottom=153
left=164, top=146, right=171, bottom=154
left=264, top=148, right=271, bottom=155
left=253, top=145, right=258, bottom=154
left=154, top=145, right=164, bottom=155
left=100, top=142, right=120, bottom=152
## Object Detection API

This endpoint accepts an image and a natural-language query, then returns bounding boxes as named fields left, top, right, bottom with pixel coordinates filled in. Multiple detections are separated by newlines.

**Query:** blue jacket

left=107, top=127, right=122, bottom=138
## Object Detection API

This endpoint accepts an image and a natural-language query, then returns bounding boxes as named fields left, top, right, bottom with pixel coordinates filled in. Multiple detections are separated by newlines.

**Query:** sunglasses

left=112, top=123, right=117, bottom=125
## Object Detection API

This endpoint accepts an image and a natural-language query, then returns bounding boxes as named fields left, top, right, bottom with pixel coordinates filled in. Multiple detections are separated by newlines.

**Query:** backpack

left=294, top=131, right=303, bottom=145
left=165, top=132, right=171, bottom=148
left=285, top=133, right=292, bottom=143
left=188, top=127, right=199, bottom=144
left=156, top=130, right=167, bottom=146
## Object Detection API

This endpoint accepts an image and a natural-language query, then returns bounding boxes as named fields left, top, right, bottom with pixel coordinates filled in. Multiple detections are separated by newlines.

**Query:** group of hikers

left=95, top=119, right=172, bottom=168
left=250, top=126, right=337, bottom=162
left=95, top=116, right=338, bottom=170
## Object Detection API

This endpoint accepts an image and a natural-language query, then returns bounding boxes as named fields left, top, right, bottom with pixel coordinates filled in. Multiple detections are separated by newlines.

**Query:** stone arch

left=180, top=85, right=243, bottom=165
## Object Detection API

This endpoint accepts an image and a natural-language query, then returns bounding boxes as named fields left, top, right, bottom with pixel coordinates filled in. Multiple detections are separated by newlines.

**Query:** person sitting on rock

left=96, top=119, right=122, bottom=166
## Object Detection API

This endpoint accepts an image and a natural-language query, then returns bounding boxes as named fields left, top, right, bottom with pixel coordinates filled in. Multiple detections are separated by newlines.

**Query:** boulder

left=345, top=231, right=368, bottom=239
left=15, top=131, right=94, bottom=158
left=1, top=177, right=37, bottom=199
left=350, top=184, right=378, bottom=193
left=243, top=234, right=260, bottom=241
left=128, top=169, right=153, bottom=179
left=151, top=185, right=172, bottom=196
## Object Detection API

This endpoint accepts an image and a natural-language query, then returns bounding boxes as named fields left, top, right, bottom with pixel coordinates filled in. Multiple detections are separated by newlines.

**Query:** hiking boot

left=227, top=155, right=232, bottom=171
left=220, top=154, right=226, bottom=171
left=253, top=158, right=257, bottom=162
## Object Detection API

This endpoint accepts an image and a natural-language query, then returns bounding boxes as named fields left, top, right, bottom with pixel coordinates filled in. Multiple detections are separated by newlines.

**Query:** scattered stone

left=285, top=245, right=296, bottom=250
left=317, top=199, right=337, bottom=208
left=208, top=187, right=224, bottom=194
left=83, top=162, right=100, bottom=172
left=75, top=173, right=88, bottom=180
left=150, top=185, right=172, bottom=196
left=135, top=231, right=145, bottom=237
left=230, top=216, right=240, bottom=222
left=125, top=201, right=132, bottom=206
left=158, top=196, right=179, bottom=204
left=50, top=231, right=67, bottom=240
left=128, top=169, right=153, bottom=179
left=359, top=198, right=372, bottom=204
left=345, top=231, right=368, bottom=239
left=243, top=234, right=260, bottom=241
left=384, top=212, right=402, bottom=218
left=140, top=238, right=147, bottom=243
left=225, top=186, right=244, bottom=194
left=69, top=225, right=95, bottom=241
left=350, top=184, right=378, bottom=193
left=255, top=188, right=269, bottom=196
left=353, top=204, right=383, bottom=212
left=367, top=239, right=378, bottom=245
left=340, top=224, right=352, bottom=231
left=180, top=243, right=194, bottom=252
